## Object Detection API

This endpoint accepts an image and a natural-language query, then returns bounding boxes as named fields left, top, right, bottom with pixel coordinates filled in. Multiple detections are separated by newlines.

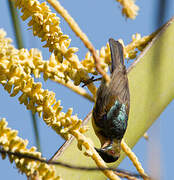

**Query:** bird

left=92, top=38, right=130, bottom=163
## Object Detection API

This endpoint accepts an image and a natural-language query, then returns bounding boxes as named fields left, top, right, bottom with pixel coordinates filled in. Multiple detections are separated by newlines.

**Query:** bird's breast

left=94, top=100, right=128, bottom=140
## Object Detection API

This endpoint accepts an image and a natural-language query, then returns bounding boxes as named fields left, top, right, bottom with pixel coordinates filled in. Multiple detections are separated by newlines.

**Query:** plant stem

left=8, top=0, right=24, bottom=49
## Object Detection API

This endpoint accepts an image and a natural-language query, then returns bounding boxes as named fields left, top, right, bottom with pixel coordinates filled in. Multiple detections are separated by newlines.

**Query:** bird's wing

left=93, top=39, right=130, bottom=126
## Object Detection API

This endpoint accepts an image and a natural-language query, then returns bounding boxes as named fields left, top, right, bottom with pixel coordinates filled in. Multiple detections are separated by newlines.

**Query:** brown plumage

left=93, top=39, right=130, bottom=132
left=92, top=38, right=130, bottom=163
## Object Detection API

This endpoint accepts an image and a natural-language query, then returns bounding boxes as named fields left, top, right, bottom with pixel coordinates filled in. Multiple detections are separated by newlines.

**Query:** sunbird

left=92, top=38, right=130, bottom=163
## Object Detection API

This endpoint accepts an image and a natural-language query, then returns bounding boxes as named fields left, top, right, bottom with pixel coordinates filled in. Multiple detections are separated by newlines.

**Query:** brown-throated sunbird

left=92, top=38, right=130, bottom=163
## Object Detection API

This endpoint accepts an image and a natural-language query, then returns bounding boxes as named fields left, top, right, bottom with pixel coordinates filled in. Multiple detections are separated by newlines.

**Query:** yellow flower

left=0, top=29, right=87, bottom=140
left=123, top=32, right=157, bottom=60
left=0, top=118, right=61, bottom=180
left=14, top=0, right=97, bottom=95
left=15, top=0, right=71, bottom=63
left=117, top=0, right=139, bottom=19
left=81, top=44, right=110, bottom=75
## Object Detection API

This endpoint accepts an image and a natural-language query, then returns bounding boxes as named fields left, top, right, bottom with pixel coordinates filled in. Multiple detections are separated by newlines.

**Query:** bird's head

left=95, top=138, right=122, bottom=163
left=95, top=148, right=119, bottom=163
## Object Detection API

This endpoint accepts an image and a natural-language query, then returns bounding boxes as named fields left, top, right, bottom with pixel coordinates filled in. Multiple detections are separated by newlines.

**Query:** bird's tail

left=109, top=38, right=124, bottom=73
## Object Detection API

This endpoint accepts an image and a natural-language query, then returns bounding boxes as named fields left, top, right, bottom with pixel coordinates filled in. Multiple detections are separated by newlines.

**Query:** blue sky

left=0, top=0, right=174, bottom=179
